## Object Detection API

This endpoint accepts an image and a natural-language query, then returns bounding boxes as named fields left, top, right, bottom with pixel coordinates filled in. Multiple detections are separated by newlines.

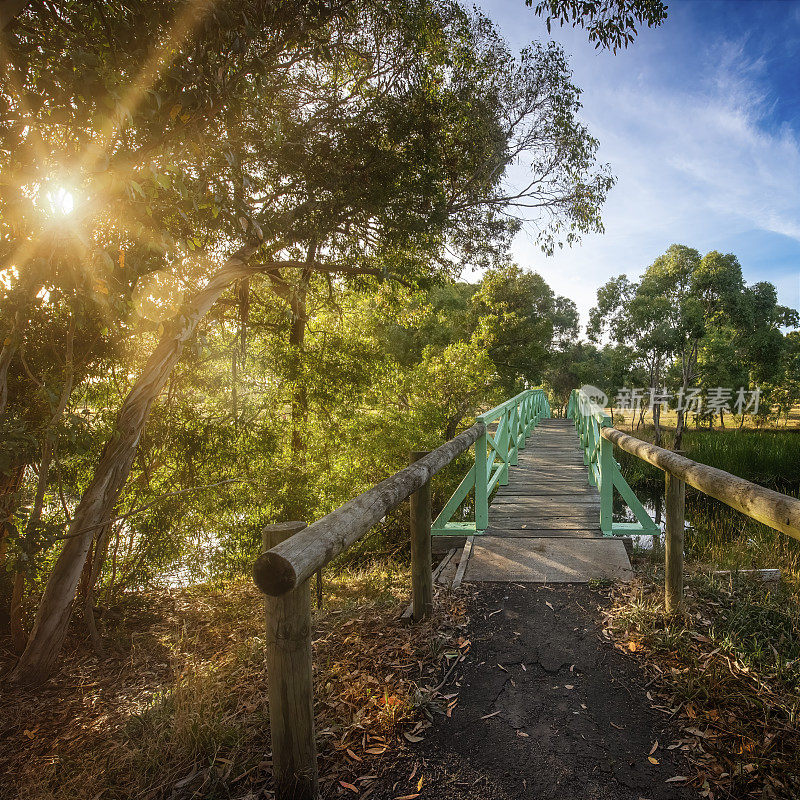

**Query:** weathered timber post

left=664, top=470, right=685, bottom=615
left=261, top=521, right=318, bottom=800
left=410, top=451, right=433, bottom=621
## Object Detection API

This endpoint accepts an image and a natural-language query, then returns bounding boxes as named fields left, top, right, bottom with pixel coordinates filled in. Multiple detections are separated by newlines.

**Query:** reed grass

left=615, top=426, right=800, bottom=492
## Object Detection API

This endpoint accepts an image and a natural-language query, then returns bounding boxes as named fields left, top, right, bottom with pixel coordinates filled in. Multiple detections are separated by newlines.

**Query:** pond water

left=613, top=478, right=798, bottom=557
left=613, top=487, right=671, bottom=550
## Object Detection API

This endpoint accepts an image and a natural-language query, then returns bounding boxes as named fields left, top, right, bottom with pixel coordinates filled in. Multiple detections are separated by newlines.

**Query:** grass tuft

left=605, top=567, right=800, bottom=798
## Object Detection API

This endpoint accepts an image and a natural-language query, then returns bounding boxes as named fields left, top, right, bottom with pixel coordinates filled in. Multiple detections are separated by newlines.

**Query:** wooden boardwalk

left=463, top=418, right=633, bottom=583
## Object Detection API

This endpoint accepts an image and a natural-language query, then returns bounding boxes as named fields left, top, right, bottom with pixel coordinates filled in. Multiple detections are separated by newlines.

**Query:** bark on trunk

left=83, top=525, right=111, bottom=657
left=10, top=572, right=26, bottom=652
left=9, top=245, right=259, bottom=686
left=9, top=321, right=75, bottom=652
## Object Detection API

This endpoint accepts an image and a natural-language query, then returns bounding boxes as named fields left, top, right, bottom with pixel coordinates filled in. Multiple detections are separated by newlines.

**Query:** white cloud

left=480, top=1, right=800, bottom=327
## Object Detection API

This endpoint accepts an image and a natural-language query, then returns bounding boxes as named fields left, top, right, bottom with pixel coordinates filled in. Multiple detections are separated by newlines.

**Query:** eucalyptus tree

left=589, top=245, right=799, bottom=447
left=588, top=271, right=675, bottom=441
left=471, top=263, right=579, bottom=395
left=4, top=0, right=616, bottom=684
left=590, top=246, right=744, bottom=446
left=528, top=0, right=668, bottom=51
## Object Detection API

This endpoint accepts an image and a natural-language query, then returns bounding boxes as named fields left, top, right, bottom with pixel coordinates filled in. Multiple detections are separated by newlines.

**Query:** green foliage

left=0, top=0, right=620, bottom=632
left=527, top=0, right=668, bottom=52
left=471, top=263, right=578, bottom=394
left=589, top=244, right=799, bottom=440
left=617, top=427, right=800, bottom=493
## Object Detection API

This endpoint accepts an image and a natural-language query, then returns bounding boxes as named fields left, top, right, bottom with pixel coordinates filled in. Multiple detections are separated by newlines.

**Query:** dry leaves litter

left=1, top=576, right=469, bottom=800
left=602, top=574, right=800, bottom=799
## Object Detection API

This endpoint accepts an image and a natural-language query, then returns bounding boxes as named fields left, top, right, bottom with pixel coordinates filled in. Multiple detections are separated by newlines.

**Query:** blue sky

left=478, top=0, right=800, bottom=328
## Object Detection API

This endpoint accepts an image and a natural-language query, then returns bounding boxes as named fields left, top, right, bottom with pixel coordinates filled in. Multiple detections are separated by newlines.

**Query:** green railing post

left=475, top=427, right=489, bottom=531
left=599, top=419, right=614, bottom=535
left=509, top=402, right=519, bottom=466
left=568, top=387, right=657, bottom=538
left=500, top=408, right=510, bottom=485
left=432, top=388, right=550, bottom=537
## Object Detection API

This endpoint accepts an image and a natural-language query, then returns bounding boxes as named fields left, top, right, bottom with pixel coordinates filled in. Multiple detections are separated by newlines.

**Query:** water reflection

left=613, top=487, right=693, bottom=551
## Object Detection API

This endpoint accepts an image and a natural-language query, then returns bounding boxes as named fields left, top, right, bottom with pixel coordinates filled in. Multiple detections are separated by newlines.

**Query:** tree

left=4, top=0, right=617, bottom=684
left=471, top=264, right=578, bottom=395
left=527, top=0, right=668, bottom=52
left=543, top=340, right=635, bottom=417
left=589, top=244, right=798, bottom=446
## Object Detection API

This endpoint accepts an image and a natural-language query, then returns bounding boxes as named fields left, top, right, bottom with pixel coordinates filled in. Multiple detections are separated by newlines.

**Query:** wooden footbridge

left=461, top=417, right=633, bottom=584
left=252, top=387, right=800, bottom=799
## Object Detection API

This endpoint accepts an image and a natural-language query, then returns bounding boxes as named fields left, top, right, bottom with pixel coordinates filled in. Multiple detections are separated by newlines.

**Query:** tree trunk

left=288, top=243, right=315, bottom=458
left=83, top=524, right=112, bottom=657
left=652, top=360, right=662, bottom=447
left=9, top=245, right=259, bottom=686
left=675, top=402, right=686, bottom=450
left=10, top=572, right=26, bottom=652
left=8, top=320, right=75, bottom=653
left=0, top=464, right=25, bottom=571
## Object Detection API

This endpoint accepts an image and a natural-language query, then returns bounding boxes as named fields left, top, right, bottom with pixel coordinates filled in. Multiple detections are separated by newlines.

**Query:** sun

left=46, top=185, right=75, bottom=216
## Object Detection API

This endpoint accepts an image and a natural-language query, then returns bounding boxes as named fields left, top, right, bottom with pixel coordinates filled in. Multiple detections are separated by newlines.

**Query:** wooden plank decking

left=464, top=418, right=633, bottom=583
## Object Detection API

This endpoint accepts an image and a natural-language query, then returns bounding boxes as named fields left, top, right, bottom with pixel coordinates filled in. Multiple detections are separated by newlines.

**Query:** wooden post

left=410, top=451, right=433, bottom=621
left=664, top=471, right=685, bottom=615
left=261, top=521, right=318, bottom=800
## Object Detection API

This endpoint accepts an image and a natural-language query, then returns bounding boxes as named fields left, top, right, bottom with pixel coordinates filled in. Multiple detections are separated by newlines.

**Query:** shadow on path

left=378, top=584, right=694, bottom=800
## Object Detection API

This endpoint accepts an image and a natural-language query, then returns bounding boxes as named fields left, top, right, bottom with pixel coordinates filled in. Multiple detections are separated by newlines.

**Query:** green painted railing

left=431, top=388, right=550, bottom=536
left=568, top=388, right=658, bottom=537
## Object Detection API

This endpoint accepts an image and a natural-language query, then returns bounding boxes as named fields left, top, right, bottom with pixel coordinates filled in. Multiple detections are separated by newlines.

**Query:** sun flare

left=46, top=185, right=75, bottom=217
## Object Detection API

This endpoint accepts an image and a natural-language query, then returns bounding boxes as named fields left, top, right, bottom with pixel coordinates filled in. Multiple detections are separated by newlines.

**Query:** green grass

left=607, top=569, right=800, bottom=797
left=615, top=426, right=800, bottom=492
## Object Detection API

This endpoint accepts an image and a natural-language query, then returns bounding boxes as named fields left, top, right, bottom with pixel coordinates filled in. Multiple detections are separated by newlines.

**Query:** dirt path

left=375, top=584, right=694, bottom=800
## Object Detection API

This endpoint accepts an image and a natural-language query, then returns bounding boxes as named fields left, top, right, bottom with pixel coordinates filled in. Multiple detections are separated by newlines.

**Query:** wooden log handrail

left=253, top=421, right=486, bottom=597
left=601, top=426, right=800, bottom=541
